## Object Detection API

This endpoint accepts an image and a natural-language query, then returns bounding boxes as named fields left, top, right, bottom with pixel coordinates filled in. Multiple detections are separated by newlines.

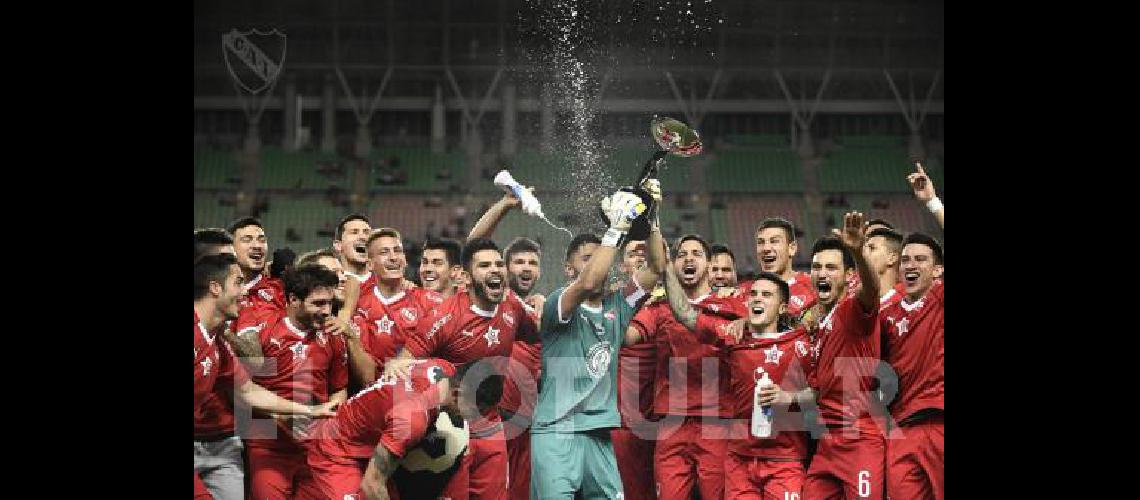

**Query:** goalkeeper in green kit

left=530, top=179, right=667, bottom=499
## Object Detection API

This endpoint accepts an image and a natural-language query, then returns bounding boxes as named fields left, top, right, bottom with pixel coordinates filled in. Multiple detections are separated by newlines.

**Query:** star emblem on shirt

left=289, top=342, right=309, bottom=361
left=895, top=317, right=910, bottom=337
left=376, top=314, right=395, bottom=335
left=764, top=344, right=784, bottom=365
left=484, top=326, right=500, bottom=348
left=200, top=356, right=214, bottom=376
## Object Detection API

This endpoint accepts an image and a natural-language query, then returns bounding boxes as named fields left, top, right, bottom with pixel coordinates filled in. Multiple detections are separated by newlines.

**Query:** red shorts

left=653, top=416, right=729, bottom=500
left=247, top=444, right=311, bottom=500
left=504, top=418, right=531, bottom=500
left=194, top=470, right=213, bottom=500
left=611, top=426, right=655, bottom=500
left=302, top=445, right=472, bottom=500
left=725, top=453, right=805, bottom=500
left=886, top=414, right=943, bottom=500
left=804, top=426, right=886, bottom=500
left=470, top=425, right=508, bottom=500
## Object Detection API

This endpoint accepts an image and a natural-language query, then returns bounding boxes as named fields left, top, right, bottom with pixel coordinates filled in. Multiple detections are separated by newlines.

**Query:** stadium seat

left=194, top=148, right=241, bottom=189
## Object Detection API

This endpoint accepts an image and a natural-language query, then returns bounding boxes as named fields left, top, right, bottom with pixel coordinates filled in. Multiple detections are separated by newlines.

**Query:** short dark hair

left=756, top=217, right=797, bottom=242
left=336, top=214, right=371, bottom=240
left=504, top=237, right=542, bottom=263
left=866, top=228, right=904, bottom=254
left=865, top=218, right=895, bottom=230
left=194, top=253, right=238, bottom=300
left=423, top=238, right=462, bottom=268
left=462, top=238, right=502, bottom=271
left=282, top=264, right=341, bottom=302
left=673, top=234, right=711, bottom=258
left=565, top=234, right=601, bottom=262
left=295, top=248, right=339, bottom=268
left=194, top=228, right=233, bottom=262
left=709, top=243, right=735, bottom=262
left=810, top=236, right=856, bottom=270
left=753, top=271, right=791, bottom=305
left=903, top=233, right=944, bottom=265
left=227, top=216, right=263, bottom=235
left=366, top=227, right=403, bottom=249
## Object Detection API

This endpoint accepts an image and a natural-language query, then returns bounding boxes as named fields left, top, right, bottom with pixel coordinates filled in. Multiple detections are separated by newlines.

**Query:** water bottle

left=752, top=368, right=774, bottom=438
left=493, top=170, right=544, bottom=218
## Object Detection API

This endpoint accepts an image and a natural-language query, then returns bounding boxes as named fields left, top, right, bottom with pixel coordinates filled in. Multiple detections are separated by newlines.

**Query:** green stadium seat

left=194, top=149, right=241, bottom=189
left=258, top=148, right=344, bottom=190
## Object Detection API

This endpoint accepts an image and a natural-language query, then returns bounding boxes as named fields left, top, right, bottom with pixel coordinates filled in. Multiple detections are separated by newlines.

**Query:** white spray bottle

left=752, top=367, right=774, bottom=438
left=493, top=170, right=572, bottom=237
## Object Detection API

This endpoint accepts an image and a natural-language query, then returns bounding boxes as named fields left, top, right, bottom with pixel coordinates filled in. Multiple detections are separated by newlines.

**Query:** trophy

left=600, top=116, right=704, bottom=240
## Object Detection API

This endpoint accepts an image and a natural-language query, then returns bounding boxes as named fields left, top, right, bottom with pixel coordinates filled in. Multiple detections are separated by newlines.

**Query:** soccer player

left=863, top=218, right=894, bottom=237
left=467, top=188, right=547, bottom=500
left=302, top=358, right=469, bottom=500
left=194, top=254, right=338, bottom=499
left=295, top=248, right=347, bottom=306
left=880, top=233, right=944, bottom=499
left=662, top=267, right=813, bottom=500
left=386, top=237, right=541, bottom=500
left=243, top=265, right=351, bottom=500
left=192, top=230, right=247, bottom=500
left=733, top=218, right=817, bottom=319
left=225, top=217, right=286, bottom=371
left=420, top=237, right=464, bottom=297
left=530, top=186, right=664, bottom=500
left=342, top=228, right=445, bottom=387
left=709, top=243, right=738, bottom=289
left=333, top=213, right=374, bottom=284
left=626, top=234, right=736, bottom=500
left=194, top=228, right=234, bottom=261
left=863, top=228, right=908, bottom=311
left=907, top=163, right=944, bottom=230
left=799, top=212, right=886, bottom=500
left=611, top=238, right=659, bottom=500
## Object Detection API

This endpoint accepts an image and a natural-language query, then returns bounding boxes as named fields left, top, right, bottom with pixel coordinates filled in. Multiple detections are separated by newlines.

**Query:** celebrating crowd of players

left=194, top=163, right=944, bottom=499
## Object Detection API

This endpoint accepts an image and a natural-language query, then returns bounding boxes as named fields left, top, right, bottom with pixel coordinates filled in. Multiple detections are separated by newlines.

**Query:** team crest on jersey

left=764, top=344, right=784, bottom=364
left=503, top=311, right=515, bottom=326
left=258, top=289, right=274, bottom=302
left=795, top=340, right=808, bottom=357
left=791, top=295, right=805, bottom=308
left=400, top=308, right=417, bottom=322
left=707, top=304, right=720, bottom=313
left=586, top=341, right=612, bottom=379
left=426, top=313, right=451, bottom=339
left=200, top=356, right=214, bottom=376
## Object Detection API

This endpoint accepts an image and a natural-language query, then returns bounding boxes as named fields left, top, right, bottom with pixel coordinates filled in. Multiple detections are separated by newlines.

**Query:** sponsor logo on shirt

left=791, top=295, right=805, bottom=308
left=795, top=340, right=808, bottom=357
left=426, top=313, right=451, bottom=339
left=258, top=289, right=274, bottom=302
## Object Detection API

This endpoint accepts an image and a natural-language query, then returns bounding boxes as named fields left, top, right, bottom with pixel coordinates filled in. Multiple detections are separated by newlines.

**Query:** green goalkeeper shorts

left=530, top=428, right=624, bottom=499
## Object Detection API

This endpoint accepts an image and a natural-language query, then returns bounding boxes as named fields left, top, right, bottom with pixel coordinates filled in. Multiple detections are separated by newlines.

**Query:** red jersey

left=737, top=271, right=817, bottom=318
left=498, top=299, right=543, bottom=418
left=630, top=294, right=744, bottom=417
left=310, top=362, right=451, bottom=461
left=352, top=285, right=444, bottom=374
left=880, top=282, right=944, bottom=423
left=879, top=282, right=907, bottom=312
left=693, top=315, right=813, bottom=459
left=195, top=321, right=244, bottom=438
left=194, top=312, right=249, bottom=415
left=247, top=316, right=349, bottom=448
left=808, top=295, right=880, bottom=429
left=404, top=290, right=538, bottom=367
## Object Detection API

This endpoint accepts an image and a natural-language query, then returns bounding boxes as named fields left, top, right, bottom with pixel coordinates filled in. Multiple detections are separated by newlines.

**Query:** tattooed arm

left=663, top=263, right=699, bottom=331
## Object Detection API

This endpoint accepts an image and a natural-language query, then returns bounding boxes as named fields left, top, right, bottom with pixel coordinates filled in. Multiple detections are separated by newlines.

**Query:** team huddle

left=193, top=164, right=944, bottom=500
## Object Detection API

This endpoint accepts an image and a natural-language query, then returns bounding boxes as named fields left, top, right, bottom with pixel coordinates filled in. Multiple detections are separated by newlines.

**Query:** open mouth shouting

left=680, top=263, right=699, bottom=284
left=903, top=270, right=921, bottom=291
left=248, top=248, right=265, bottom=268
left=484, top=273, right=505, bottom=300
left=815, top=278, right=834, bottom=300
left=515, top=271, right=534, bottom=291
left=760, top=254, right=778, bottom=271
left=351, top=241, right=368, bottom=261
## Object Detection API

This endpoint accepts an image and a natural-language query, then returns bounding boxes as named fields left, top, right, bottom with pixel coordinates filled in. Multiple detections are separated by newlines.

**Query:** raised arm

left=834, top=212, right=879, bottom=312
left=663, top=263, right=699, bottom=331
left=557, top=190, right=646, bottom=319
left=633, top=179, right=666, bottom=291
left=468, top=193, right=521, bottom=242
left=908, top=162, right=944, bottom=230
